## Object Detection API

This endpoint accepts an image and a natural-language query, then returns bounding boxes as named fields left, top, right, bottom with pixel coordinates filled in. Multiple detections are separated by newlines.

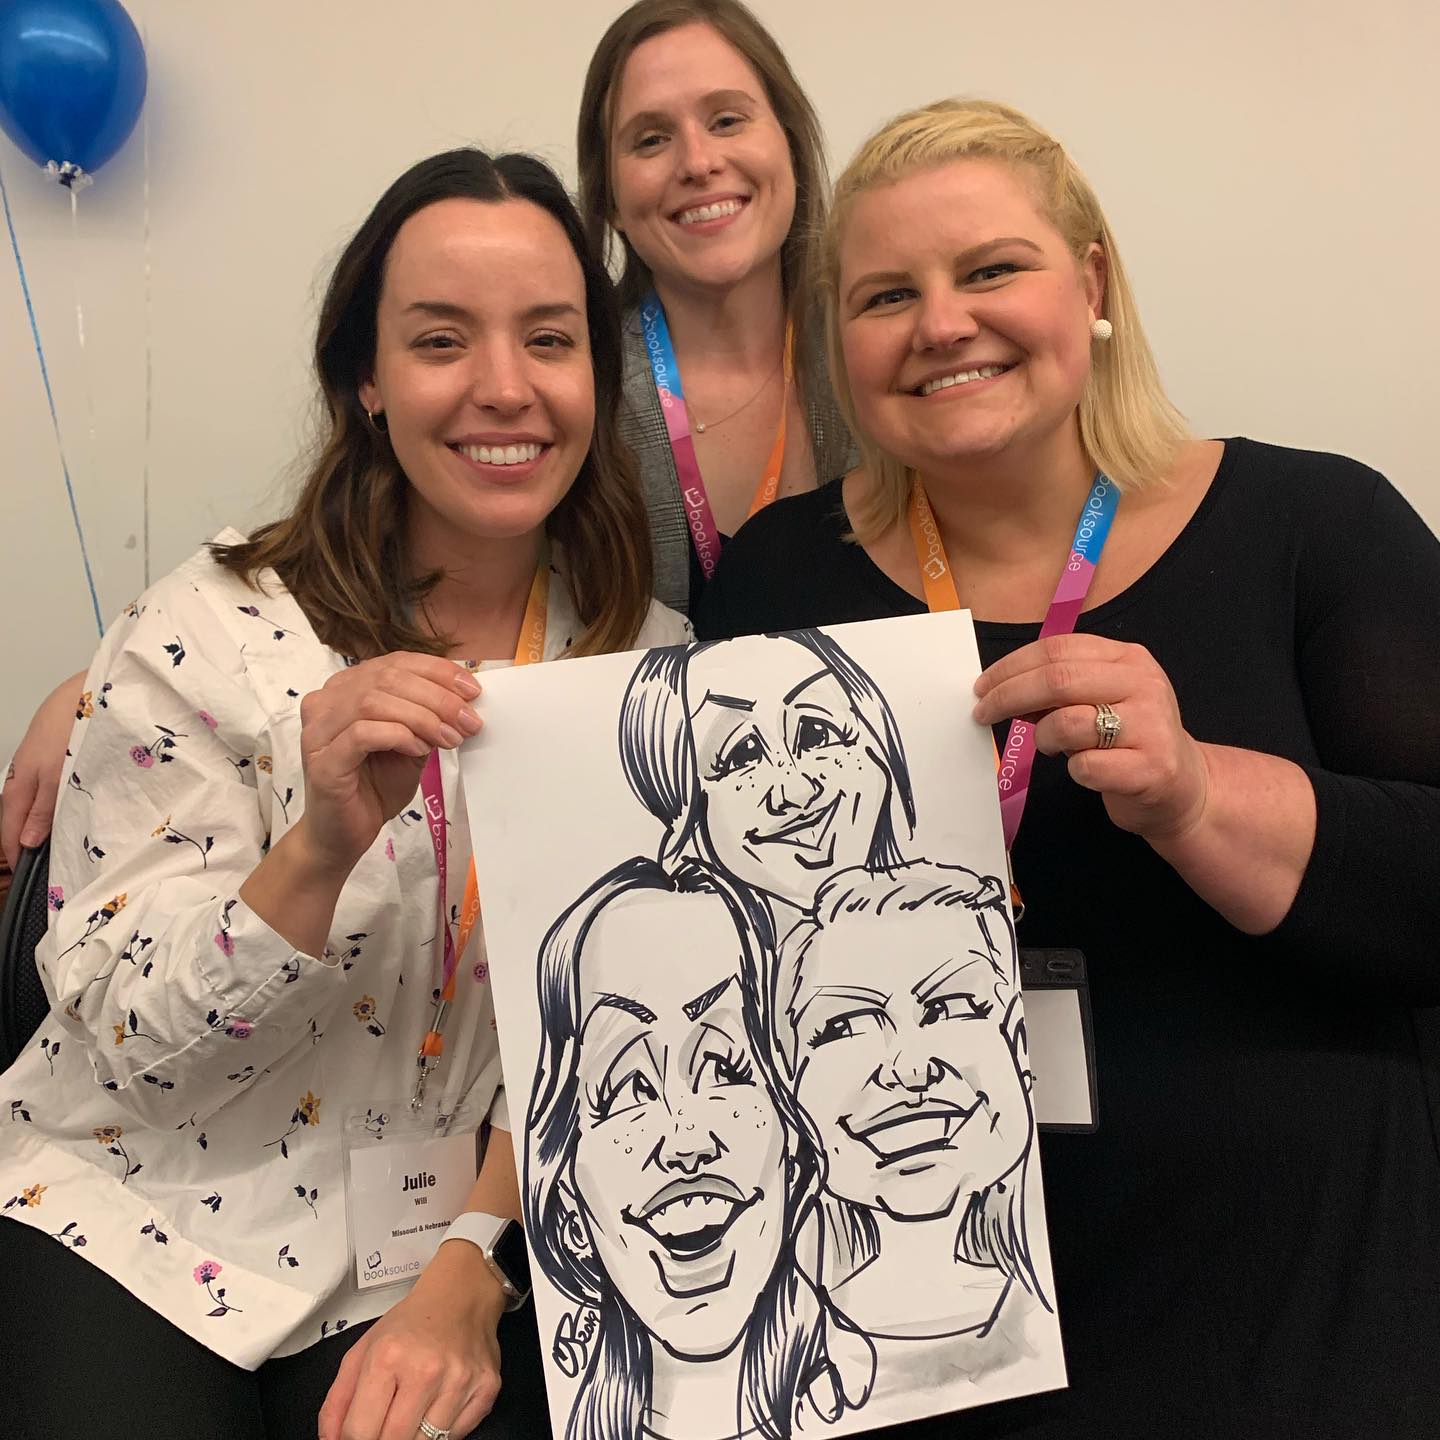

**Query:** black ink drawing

left=776, top=863, right=1048, bottom=1370
left=621, top=632, right=915, bottom=922
left=524, top=856, right=874, bottom=1439
left=466, top=618, right=1066, bottom=1438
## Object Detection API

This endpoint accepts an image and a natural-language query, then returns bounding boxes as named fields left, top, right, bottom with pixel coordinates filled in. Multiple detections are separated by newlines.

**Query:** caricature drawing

left=620, top=633, right=915, bottom=921
left=773, top=860, right=1048, bottom=1356
left=468, top=615, right=1065, bottom=1437
left=524, top=856, right=875, bottom=1440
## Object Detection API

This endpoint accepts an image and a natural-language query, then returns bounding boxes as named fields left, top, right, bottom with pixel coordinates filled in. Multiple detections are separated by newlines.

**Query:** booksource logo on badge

left=363, top=1250, right=422, bottom=1285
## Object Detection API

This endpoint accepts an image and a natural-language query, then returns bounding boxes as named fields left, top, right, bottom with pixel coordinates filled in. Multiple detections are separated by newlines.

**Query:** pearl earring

left=1090, top=318, right=1113, bottom=342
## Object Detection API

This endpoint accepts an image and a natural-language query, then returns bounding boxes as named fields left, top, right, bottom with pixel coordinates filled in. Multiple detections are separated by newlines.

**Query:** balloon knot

left=44, top=161, right=93, bottom=192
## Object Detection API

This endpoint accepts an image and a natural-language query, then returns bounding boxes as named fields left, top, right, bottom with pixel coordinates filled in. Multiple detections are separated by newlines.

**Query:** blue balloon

left=0, top=0, right=147, bottom=182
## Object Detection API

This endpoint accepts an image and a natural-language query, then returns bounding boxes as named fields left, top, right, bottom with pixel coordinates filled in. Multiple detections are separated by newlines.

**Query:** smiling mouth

left=841, top=1097, right=984, bottom=1166
left=674, top=196, right=748, bottom=227
left=622, top=1180, right=766, bottom=1296
left=744, top=792, right=843, bottom=868
left=447, top=441, right=550, bottom=467
left=911, top=363, right=1017, bottom=397
left=622, top=1178, right=761, bottom=1264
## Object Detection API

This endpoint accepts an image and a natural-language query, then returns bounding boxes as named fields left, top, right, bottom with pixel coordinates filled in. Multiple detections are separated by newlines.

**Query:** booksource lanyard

left=908, top=470, right=1119, bottom=857
left=640, top=290, right=793, bottom=583
left=411, top=562, right=548, bottom=1109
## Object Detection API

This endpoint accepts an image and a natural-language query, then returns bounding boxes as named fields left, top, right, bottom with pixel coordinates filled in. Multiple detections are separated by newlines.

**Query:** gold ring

left=1094, top=702, right=1121, bottom=750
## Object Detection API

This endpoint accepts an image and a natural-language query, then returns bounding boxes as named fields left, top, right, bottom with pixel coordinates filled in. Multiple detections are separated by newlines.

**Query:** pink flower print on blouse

left=46, top=885, right=64, bottom=912
left=132, top=725, right=188, bottom=768
left=197, top=709, right=218, bottom=730
left=226, top=1019, right=254, bottom=1040
left=213, top=896, right=238, bottom=957
left=384, top=838, right=395, bottom=861
left=194, top=1259, right=242, bottom=1316
left=473, top=959, right=489, bottom=984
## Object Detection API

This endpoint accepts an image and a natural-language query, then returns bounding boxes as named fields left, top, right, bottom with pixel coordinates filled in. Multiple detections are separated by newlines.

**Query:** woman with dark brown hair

left=577, top=0, right=854, bottom=614
left=0, top=147, right=684, bottom=1440
left=2, top=0, right=846, bottom=858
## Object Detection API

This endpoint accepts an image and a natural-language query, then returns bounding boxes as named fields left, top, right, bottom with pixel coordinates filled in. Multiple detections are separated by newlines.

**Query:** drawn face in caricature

left=686, top=637, right=889, bottom=909
left=790, top=904, right=1029, bottom=1220
left=569, top=891, right=786, bottom=1358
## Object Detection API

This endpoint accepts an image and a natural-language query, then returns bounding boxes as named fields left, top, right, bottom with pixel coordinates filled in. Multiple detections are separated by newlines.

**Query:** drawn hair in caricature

left=771, top=860, right=1049, bottom=1348
left=523, top=855, right=875, bottom=1440
left=619, top=632, right=917, bottom=919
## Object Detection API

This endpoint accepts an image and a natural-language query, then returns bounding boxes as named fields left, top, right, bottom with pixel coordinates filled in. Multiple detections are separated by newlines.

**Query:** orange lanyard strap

left=746, top=325, right=795, bottom=519
left=907, top=485, right=1026, bottom=917
left=414, top=564, right=548, bottom=1096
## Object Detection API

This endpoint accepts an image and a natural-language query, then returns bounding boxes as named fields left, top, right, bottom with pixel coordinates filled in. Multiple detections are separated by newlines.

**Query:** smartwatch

left=440, top=1212, right=531, bottom=1310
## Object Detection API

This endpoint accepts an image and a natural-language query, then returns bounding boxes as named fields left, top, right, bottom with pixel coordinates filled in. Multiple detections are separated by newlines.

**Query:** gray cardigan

left=619, top=307, right=857, bottom=614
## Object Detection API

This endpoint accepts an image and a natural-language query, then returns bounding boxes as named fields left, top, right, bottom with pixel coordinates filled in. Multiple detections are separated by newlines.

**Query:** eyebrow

left=618, top=88, right=759, bottom=141
left=844, top=237, right=1045, bottom=306
left=401, top=300, right=582, bottom=323
left=782, top=669, right=830, bottom=705
left=684, top=974, right=739, bottom=1022
left=694, top=691, right=755, bottom=713
left=795, top=983, right=891, bottom=1022
left=592, top=993, right=657, bottom=1025
left=912, top=950, right=997, bottom=1002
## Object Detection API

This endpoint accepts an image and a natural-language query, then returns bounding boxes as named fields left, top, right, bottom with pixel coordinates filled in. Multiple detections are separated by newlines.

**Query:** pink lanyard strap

left=908, top=471, right=1119, bottom=849
left=640, top=291, right=791, bottom=581
left=412, top=562, right=548, bottom=1105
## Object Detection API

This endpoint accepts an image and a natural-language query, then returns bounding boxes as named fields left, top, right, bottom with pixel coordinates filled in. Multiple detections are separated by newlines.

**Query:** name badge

left=342, top=1100, right=479, bottom=1292
left=1020, top=949, right=1099, bottom=1133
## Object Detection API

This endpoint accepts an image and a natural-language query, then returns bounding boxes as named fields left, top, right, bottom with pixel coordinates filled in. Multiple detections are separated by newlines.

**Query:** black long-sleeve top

left=695, top=438, right=1440, bottom=1439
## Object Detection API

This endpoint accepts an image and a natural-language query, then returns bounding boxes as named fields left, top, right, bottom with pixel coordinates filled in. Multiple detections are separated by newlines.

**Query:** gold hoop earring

left=366, top=408, right=389, bottom=434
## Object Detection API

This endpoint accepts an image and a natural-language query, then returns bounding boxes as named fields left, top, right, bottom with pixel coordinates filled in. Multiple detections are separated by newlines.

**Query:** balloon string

left=0, top=163, right=103, bottom=636
left=69, top=189, right=101, bottom=480
left=141, top=42, right=153, bottom=589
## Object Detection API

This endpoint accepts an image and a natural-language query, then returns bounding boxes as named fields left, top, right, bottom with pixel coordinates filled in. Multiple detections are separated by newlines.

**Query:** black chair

left=0, top=841, right=52, bottom=1072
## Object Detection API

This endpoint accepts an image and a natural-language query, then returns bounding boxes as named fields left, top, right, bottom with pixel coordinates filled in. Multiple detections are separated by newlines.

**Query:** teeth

left=678, top=198, right=743, bottom=225
left=460, top=442, right=543, bottom=466
left=919, top=364, right=1008, bottom=397
left=647, top=1193, right=735, bottom=1235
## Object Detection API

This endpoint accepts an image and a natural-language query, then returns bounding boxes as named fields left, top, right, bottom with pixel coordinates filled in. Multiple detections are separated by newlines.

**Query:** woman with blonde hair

left=697, top=98, right=1440, bottom=1435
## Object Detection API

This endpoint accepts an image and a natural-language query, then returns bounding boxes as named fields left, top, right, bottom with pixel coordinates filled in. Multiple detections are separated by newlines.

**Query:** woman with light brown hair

left=577, top=0, right=853, bottom=614
left=697, top=97, right=1440, bottom=1436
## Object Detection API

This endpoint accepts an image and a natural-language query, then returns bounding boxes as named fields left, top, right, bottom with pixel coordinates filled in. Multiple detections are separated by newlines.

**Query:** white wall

left=3, top=0, right=1437, bottom=756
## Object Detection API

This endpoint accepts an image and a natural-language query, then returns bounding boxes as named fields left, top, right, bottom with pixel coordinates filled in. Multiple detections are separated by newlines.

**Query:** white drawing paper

left=462, top=613, right=1067, bottom=1439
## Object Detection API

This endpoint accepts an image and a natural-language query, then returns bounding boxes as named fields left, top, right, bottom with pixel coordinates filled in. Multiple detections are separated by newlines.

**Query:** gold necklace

left=689, top=356, right=784, bottom=434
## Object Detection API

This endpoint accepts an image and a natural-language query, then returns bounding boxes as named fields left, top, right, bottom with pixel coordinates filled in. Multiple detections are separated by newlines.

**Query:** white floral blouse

left=0, top=532, right=689, bottom=1368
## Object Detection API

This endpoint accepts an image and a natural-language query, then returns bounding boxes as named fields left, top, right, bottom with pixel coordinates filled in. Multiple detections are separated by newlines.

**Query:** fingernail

left=438, top=725, right=463, bottom=748
left=453, top=671, right=481, bottom=699
left=20, top=828, right=42, bottom=849
left=456, top=707, right=482, bottom=736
